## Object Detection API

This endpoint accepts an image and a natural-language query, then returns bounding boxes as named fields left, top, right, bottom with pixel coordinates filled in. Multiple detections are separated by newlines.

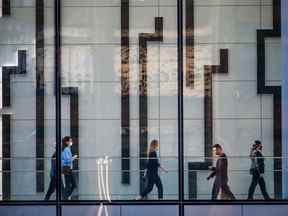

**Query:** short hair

left=212, top=144, right=222, bottom=149
left=254, top=140, right=262, bottom=146
left=62, top=136, right=72, bottom=150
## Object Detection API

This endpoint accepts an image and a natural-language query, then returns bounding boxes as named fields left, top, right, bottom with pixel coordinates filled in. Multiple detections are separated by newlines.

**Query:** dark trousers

left=248, top=172, right=270, bottom=200
left=44, top=176, right=64, bottom=201
left=212, top=179, right=235, bottom=200
left=141, top=173, right=163, bottom=199
left=63, top=172, right=77, bottom=200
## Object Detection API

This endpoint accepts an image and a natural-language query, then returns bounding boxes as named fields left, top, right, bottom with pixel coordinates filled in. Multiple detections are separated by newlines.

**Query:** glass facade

left=0, top=0, right=287, bottom=215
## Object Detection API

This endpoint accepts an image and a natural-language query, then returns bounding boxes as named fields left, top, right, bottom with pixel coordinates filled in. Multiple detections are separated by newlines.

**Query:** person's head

left=252, top=143, right=257, bottom=150
left=254, top=140, right=263, bottom=151
left=212, top=144, right=223, bottom=156
left=149, top=139, right=159, bottom=153
left=62, top=136, right=72, bottom=151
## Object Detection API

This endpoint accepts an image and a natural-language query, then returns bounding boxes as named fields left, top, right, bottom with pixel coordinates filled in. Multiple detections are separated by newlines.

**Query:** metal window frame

left=1, top=1, right=288, bottom=216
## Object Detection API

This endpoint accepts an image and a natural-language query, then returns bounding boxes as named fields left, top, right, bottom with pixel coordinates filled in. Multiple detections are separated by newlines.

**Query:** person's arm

left=207, top=171, right=216, bottom=180
left=155, top=152, right=168, bottom=173
left=255, top=151, right=264, bottom=175
left=72, top=154, right=78, bottom=161
left=207, top=166, right=216, bottom=180
left=159, top=165, right=168, bottom=173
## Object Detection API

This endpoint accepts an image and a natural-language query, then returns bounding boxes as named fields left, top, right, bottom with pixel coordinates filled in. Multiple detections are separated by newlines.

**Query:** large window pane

left=60, top=0, right=178, bottom=200
left=0, top=0, right=55, bottom=201
left=183, top=0, right=283, bottom=200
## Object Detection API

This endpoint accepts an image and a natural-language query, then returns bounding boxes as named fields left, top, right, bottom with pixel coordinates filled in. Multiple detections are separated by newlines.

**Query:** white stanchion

left=97, top=157, right=111, bottom=216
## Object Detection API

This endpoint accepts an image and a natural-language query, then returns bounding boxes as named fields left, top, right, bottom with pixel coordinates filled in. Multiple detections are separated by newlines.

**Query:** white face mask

left=69, top=141, right=73, bottom=146
left=155, top=149, right=160, bottom=157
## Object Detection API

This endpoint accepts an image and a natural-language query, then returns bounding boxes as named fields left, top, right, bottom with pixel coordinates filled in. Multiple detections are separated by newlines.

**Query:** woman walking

left=61, top=136, right=77, bottom=200
left=44, top=151, right=57, bottom=200
left=137, top=140, right=168, bottom=200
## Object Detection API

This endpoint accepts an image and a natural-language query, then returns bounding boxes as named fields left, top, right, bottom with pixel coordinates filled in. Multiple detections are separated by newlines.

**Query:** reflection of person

left=137, top=140, right=168, bottom=200
left=61, top=136, right=77, bottom=200
left=207, top=144, right=235, bottom=200
left=248, top=140, right=271, bottom=200
left=44, top=151, right=64, bottom=200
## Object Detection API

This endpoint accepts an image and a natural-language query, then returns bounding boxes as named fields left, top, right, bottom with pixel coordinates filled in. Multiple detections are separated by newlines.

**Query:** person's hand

left=73, top=154, right=78, bottom=159
left=208, top=166, right=215, bottom=171
left=161, top=167, right=168, bottom=173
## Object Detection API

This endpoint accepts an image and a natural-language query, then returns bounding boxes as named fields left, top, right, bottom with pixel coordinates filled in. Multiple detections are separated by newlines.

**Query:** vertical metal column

left=55, top=0, right=62, bottom=215
left=282, top=0, right=288, bottom=199
left=177, top=0, right=184, bottom=215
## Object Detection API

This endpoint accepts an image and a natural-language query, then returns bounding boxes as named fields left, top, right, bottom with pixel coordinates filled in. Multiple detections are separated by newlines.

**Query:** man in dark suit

left=207, top=144, right=235, bottom=200
left=248, top=140, right=271, bottom=200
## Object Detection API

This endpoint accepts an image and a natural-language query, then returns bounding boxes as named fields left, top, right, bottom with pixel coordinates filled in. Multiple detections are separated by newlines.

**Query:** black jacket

left=208, top=153, right=228, bottom=183
left=253, top=150, right=265, bottom=174
left=146, top=151, right=160, bottom=175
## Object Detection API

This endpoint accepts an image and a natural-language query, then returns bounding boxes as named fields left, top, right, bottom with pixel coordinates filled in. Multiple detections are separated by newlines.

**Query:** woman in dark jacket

left=44, top=151, right=57, bottom=200
left=137, top=140, right=168, bottom=200
left=247, top=140, right=271, bottom=200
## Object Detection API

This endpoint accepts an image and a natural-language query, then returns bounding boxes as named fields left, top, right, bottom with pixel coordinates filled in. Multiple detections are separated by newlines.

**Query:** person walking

left=247, top=140, right=271, bottom=200
left=44, top=151, right=64, bottom=200
left=207, top=144, right=236, bottom=200
left=137, top=140, right=168, bottom=200
left=44, top=151, right=57, bottom=200
left=61, top=136, right=78, bottom=200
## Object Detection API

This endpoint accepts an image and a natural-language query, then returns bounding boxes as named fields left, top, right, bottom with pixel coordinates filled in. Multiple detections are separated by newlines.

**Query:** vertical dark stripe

left=219, top=49, right=228, bottom=74
left=138, top=17, right=163, bottom=193
left=204, top=65, right=213, bottom=165
left=2, top=51, right=27, bottom=108
left=204, top=49, right=228, bottom=163
left=69, top=90, right=79, bottom=170
left=188, top=49, right=229, bottom=199
left=62, top=87, right=79, bottom=199
left=2, top=67, right=11, bottom=200
left=273, top=0, right=281, bottom=31
left=55, top=0, right=62, bottom=213
left=2, top=67, right=12, bottom=107
left=2, top=115, right=11, bottom=201
left=17, top=50, right=27, bottom=74
left=178, top=0, right=184, bottom=214
left=36, top=0, right=45, bottom=193
left=121, top=0, right=130, bottom=185
left=257, top=0, right=282, bottom=198
left=1, top=50, right=26, bottom=200
left=185, top=0, right=194, bottom=88
left=188, top=170, right=197, bottom=200
left=274, top=92, right=282, bottom=198
left=257, top=30, right=265, bottom=94
left=2, top=0, right=10, bottom=16
left=139, top=34, right=148, bottom=195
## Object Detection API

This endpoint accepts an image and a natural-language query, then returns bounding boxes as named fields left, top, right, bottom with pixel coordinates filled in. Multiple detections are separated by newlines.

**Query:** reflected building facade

left=0, top=0, right=288, bottom=215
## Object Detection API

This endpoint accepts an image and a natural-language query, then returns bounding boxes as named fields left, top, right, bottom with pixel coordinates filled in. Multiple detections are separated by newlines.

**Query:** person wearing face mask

left=61, top=136, right=78, bottom=200
left=136, top=139, right=168, bottom=200
left=247, top=140, right=271, bottom=200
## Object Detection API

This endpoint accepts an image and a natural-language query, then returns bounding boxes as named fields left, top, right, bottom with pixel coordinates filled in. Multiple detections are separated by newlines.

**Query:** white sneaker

left=135, top=196, right=143, bottom=200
